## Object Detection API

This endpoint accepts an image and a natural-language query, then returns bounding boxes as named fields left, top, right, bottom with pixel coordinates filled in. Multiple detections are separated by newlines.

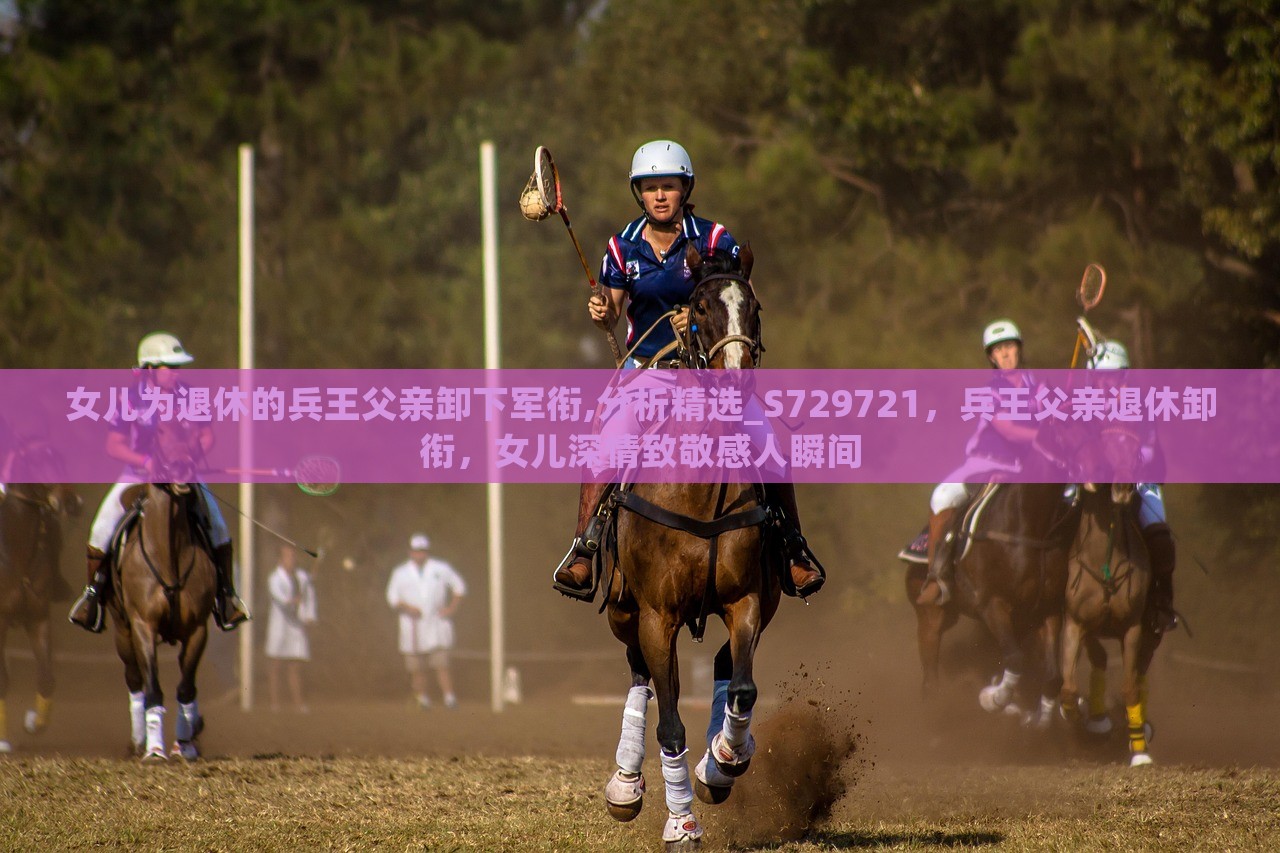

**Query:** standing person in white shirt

left=265, top=544, right=317, bottom=713
left=386, top=533, right=466, bottom=709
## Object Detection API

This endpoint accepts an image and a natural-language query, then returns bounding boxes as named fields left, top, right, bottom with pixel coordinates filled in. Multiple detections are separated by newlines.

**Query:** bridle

left=681, top=272, right=764, bottom=369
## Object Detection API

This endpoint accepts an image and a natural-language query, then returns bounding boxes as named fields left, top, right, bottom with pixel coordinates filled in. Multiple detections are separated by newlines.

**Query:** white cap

left=1088, top=340, right=1131, bottom=370
left=409, top=533, right=430, bottom=551
left=982, top=319, right=1022, bottom=350
left=137, top=331, right=195, bottom=367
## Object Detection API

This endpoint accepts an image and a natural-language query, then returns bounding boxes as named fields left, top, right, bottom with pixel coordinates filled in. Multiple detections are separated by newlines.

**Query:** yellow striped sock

left=1127, top=702, right=1146, bottom=753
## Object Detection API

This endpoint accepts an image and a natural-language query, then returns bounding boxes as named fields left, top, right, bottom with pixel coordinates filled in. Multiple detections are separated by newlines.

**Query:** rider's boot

left=915, top=507, right=958, bottom=607
left=552, top=480, right=612, bottom=601
left=68, top=547, right=110, bottom=633
left=1143, top=523, right=1177, bottom=633
left=767, top=483, right=824, bottom=597
left=211, top=543, right=250, bottom=631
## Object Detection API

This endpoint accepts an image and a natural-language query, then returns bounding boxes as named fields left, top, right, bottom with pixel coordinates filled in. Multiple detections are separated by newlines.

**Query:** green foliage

left=1, top=0, right=1277, bottom=605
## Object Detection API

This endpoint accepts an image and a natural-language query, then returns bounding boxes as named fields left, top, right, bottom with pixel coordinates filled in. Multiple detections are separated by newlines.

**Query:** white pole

left=238, top=144, right=256, bottom=712
left=481, top=141, right=505, bottom=713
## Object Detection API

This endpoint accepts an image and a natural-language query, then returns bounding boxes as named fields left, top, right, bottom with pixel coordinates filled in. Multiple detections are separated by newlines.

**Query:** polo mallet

left=208, top=454, right=341, bottom=497
left=1070, top=263, right=1107, bottom=368
left=520, top=146, right=624, bottom=366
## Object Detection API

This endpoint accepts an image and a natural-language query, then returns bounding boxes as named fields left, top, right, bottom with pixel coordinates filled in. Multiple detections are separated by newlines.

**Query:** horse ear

left=685, top=243, right=702, bottom=273
left=739, top=243, right=753, bottom=279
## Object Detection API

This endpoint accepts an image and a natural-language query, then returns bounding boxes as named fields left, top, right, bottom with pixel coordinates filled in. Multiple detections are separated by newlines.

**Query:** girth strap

left=612, top=485, right=769, bottom=641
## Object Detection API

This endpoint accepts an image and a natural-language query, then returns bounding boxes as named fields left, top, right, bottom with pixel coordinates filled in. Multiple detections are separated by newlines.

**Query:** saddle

left=108, top=487, right=216, bottom=583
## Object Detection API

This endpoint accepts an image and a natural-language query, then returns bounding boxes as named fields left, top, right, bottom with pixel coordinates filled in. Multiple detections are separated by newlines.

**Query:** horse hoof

left=663, top=812, right=703, bottom=848
left=0, top=740, right=12, bottom=754
left=23, top=710, right=43, bottom=735
left=710, top=733, right=755, bottom=778
left=979, top=685, right=1011, bottom=713
left=142, top=746, right=167, bottom=763
left=694, top=751, right=734, bottom=804
left=1129, top=752, right=1154, bottom=767
left=172, top=741, right=199, bottom=762
left=693, top=778, right=732, bottom=806
left=1084, top=714, right=1113, bottom=736
left=604, top=770, right=644, bottom=823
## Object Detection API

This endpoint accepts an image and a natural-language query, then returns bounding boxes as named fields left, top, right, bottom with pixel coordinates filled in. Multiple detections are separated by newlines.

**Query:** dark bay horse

left=601, top=245, right=782, bottom=848
left=109, top=419, right=216, bottom=761
left=1059, top=430, right=1161, bottom=766
left=0, top=442, right=81, bottom=751
left=911, top=450, right=1077, bottom=726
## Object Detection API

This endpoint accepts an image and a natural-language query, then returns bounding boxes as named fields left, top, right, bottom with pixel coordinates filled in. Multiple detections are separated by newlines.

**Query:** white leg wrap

left=721, top=706, right=752, bottom=750
left=979, top=669, right=1021, bottom=713
left=660, top=748, right=693, bottom=815
left=144, top=706, right=166, bottom=755
left=614, top=686, right=651, bottom=775
left=176, top=701, right=199, bottom=741
left=129, top=692, right=146, bottom=748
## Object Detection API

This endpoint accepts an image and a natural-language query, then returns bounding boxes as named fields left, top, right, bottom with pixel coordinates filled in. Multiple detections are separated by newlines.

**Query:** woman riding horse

left=912, top=319, right=1043, bottom=607
left=69, top=332, right=248, bottom=633
left=552, top=139, right=821, bottom=601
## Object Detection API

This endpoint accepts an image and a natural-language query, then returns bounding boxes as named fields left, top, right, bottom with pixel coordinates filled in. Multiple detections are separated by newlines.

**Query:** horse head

left=150, top=419, right=202, bottom=494
left=684, top=244, right=761, bottom=369
left=3, top=439, right=82, bottom=516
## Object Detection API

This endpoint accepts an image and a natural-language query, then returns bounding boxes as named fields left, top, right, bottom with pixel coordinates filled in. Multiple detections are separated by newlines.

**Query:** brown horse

left=1059, top=430, right=1162, bottom=766
left=601, top=245, right=784, bottom=848
left=0, top=442, right=81, bottom=752
left=910, top=449, right=1078, bottom=725
left=109, top=419, right=216, bottom=761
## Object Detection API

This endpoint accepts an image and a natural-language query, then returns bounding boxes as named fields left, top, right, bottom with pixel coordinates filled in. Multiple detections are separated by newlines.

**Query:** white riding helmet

left=629, top=139, right=695, bottom=207
left=137, top=331, right=195, bottom=367
left=1088, top=340, right=1130, bottom=370
left=982, top=319, right=1022, bottom=351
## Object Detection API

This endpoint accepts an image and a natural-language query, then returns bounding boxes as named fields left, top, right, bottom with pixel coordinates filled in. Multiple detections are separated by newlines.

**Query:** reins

left=134, top=488, right=201, bottom=643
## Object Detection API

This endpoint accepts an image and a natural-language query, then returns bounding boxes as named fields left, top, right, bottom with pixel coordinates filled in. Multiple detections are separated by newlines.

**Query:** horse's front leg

left=1083, top=635, right=1113, bottom=735
left=172, top=622, right=208, bottom=761
left=22, top=617, right=55, bottom=735
left=1058, top=616, right=1085, bottom=726
left=978, top=597, right=1025, bottom=714
left=1029, top=611, right=1062, bottom=730
left=604, top=638, right=652, bottom=823
left=641, top=609, right=702, bottom=848
left=113, top=616, right=146, bottom=756
left=130, top=619, right=166, bottom=762
left=1120, top=622, right=1152, bottom=767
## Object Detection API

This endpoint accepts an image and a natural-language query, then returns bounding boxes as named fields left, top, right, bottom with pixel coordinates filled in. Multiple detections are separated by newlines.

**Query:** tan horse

left=600, top=246, right=789, bottom=849
left=1059, top=476, right=1161, bottom=766
left=109, top=420, right=216, bottom=761
left=0, top=444, right=81, bottom=751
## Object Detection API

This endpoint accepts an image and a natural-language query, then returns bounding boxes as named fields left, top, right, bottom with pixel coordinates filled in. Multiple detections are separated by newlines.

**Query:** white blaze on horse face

left=719, top=282, right=750, bottom=369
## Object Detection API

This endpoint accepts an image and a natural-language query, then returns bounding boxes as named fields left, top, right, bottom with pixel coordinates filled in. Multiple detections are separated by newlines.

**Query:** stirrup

left=68, top=588, right=106, bottom=634
left=552, top=542, right=597, bottom=603
left=213, top=594, right=250, bottom=631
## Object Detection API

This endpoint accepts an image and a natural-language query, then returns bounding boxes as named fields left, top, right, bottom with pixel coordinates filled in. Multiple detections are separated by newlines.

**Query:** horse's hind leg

left=641, top=610, right=702, bottom=847
left=1058, top=616, right=1085, bottom=726
left=1029, top=612, right=1063, bottom=729
left=604, top=642, right=652, bottom=822
left=22, top=618, right=55, bottom=735
left=709, top=597, right=761, bottom=778
left=694, top=642, right=736, bottom=804
left=172, top=623, right=208, bottom=761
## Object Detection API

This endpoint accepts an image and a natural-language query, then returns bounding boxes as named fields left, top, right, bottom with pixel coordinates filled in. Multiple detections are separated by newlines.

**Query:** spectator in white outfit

left=386, top=533, right=466, bottom=709
left=265, top=544, right=317, bottom=712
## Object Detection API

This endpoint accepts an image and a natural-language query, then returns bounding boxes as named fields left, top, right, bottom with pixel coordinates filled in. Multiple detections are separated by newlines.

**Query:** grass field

left=0, top=753, right=1277, bottom=850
